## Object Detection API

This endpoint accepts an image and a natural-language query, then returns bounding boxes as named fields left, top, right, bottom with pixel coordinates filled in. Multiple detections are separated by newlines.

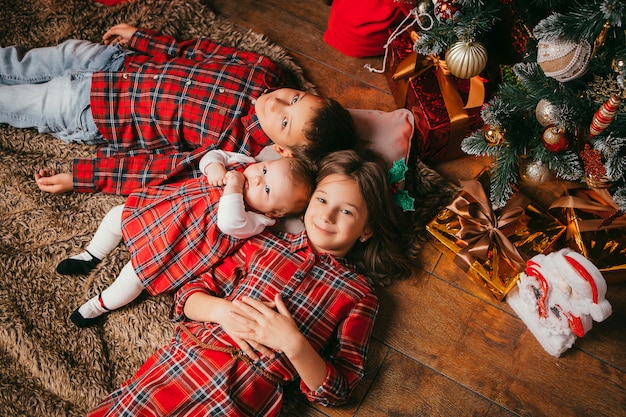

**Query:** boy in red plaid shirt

left=85, top=150, right=414, bottom=416
left=0, top=23, right=355, bottom=195
left=57, top=149, right=316, bottom=327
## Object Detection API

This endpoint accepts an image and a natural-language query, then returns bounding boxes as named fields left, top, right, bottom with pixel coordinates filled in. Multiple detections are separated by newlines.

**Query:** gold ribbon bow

left=392, top=30, right=486, bottom=144
left=446, top=180, right=528, bottom=273
left=550, top=187, right=626, bottom=233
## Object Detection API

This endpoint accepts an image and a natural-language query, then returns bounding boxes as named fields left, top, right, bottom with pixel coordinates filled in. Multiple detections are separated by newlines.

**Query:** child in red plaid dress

left=85, top=149, right=413, bottom=416
left=58, top=149, right=315, bottom=327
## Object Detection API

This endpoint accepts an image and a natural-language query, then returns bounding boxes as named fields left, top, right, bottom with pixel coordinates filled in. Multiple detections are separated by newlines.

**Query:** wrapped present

left=383, top=28, right=489, bottom=163
left=426, top=179, right=566, bottom=300
left=549, top=186, right=626, bottom=284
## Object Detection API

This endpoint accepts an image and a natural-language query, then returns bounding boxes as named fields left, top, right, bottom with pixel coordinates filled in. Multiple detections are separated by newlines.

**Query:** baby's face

left=254, top=88, right=324, bottom=154
left=242, top=158, right=301, bottom=216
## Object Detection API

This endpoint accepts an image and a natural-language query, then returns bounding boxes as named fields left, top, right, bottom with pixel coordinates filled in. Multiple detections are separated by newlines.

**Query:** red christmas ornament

left=590, top=95, right=621, bottom=137
left=542, top=125, right=570, bottom=152
left=434, top=0, right=461, bottom=22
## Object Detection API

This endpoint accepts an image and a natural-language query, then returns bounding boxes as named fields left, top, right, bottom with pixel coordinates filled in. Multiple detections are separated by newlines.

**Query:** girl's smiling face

left=304, top=174, right=372, bottom=257
left=254, top=88, right=324, bottom=156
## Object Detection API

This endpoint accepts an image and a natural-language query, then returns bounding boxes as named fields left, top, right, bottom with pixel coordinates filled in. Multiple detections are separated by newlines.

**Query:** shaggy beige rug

left=0, top=0, right=457, bottom=415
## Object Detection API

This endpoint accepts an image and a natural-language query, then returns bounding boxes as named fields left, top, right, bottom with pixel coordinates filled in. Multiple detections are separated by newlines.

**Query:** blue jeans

left=0, top=40, right=127, bottom=143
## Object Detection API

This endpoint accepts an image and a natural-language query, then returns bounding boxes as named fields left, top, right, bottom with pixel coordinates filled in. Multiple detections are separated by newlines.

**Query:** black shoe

left=56, top=256, right=101, bottom=275
left=70, top=309, right=103, bottom=328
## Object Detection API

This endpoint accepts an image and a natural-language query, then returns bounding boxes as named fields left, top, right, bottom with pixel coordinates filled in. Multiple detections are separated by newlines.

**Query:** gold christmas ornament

left=482, top=124, right=506, bottom=146
left=519, top=157, right=552, bottom=184
left=444, top=41, right=488, bottom=79
left=612, top=55, right=626, bottom=75
left=541, top=125, right=570, bottom=152
left=535, top=99, right=558, bottom=127
left=537, top=39, right=592, bottom=82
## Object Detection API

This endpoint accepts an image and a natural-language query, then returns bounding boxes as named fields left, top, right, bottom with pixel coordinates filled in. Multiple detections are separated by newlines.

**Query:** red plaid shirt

left=121, top=163, right=249, bottom=295
left=74, top=29, right=288, bottom=195
left=87, top=231, right=378, bottom=416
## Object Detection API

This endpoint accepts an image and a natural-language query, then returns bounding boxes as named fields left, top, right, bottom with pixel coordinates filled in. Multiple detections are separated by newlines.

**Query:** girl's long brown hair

left=316, top=150, right=414, bottom=286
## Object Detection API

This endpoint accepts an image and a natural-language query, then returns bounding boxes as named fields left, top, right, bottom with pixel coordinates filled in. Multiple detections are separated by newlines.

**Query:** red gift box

left=384, top=28, right=492, bottom=163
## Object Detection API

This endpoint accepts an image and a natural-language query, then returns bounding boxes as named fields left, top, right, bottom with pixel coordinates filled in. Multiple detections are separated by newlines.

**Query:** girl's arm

left=183, top=291, right=276, bottom=361
left=231, top=294, right=327, bottom=390
left=232, top=292, right=379, bottom=405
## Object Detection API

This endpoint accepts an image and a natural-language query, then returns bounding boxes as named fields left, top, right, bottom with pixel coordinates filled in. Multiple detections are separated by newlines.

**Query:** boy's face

left=243, top=158, right=306, bottom=217
left=255, top=88, right=324, bottom=156
left=304, top=174, right=372, bottom=257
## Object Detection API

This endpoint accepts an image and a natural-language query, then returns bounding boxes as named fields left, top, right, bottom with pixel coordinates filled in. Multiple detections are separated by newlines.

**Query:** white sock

left=77, top=261, right=145, bottom=319
left=83, top=204, right=125, bottom=261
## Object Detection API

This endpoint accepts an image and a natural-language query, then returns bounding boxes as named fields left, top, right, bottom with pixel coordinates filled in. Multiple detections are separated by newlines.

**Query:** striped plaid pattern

left=74, top=29, right=287, bottom=195
left=121, top=173, right=245, bottom=296
left=87, top=231, right=378, bottom=416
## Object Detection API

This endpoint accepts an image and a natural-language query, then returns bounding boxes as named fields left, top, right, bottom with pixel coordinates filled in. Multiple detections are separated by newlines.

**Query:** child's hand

left=230, top=294, right=302, bottom=356
left=219, top=299, right=277, bottom=361
left=103, top=23, right=138, bottom=46
left=204, top=163, right=227, bottom=186
left=34, top=169, right=73, bottom=194
left=223, top=171, right=245, bottom=194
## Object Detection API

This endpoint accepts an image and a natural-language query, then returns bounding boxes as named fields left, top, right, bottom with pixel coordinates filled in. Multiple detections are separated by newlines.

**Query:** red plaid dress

left=73, top=29, right=288, bottom=195
left=121, top=168, right=246, bottom=295
left=87, top=230, right=379, bottom=416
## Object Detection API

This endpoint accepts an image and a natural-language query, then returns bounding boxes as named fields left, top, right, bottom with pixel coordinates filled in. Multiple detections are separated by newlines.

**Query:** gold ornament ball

left=612, top=56, right=626, bottom=75
left=520, top=158, right=552, bottom=184
left=541, top=125, right=570, bottom=152
left=535, top=99, right=558, bottom=127
left=444, top=41, right=488, bottom=79
left=482, top=124, right=506, bottom=146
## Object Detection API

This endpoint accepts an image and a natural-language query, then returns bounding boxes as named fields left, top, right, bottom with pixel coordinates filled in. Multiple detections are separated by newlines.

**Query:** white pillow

left=348, top=108, right=414, bottom=168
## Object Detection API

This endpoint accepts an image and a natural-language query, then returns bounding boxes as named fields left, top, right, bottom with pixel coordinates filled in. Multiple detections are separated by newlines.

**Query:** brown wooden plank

left=374, top=276, right=626, bottom=417
left=288, top=51, right=396, bottom=111
left=206, top=0, right=394, bottom=95
left=357, top=349, right=517, bottom=417
left=282, top=340, right=390, bottom=417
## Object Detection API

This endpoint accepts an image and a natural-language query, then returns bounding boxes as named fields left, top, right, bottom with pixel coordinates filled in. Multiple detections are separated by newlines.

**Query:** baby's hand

left=204, top=163, right=227, bottom=186
left=224, top=171, right=245, bottom=194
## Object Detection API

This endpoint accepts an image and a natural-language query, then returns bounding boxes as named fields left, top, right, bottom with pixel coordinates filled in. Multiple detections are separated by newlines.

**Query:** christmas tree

left=403, top=1, right=625, bottom=211
left=450, top=0, right=626, bottom=211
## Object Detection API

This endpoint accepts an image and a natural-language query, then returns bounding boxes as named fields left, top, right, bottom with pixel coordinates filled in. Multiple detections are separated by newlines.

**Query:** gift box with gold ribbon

left=549, top=186, right=626, bottom=284
left=426, top=179, right=566, bottom=300
left=384, top=28, right=491, bottom=163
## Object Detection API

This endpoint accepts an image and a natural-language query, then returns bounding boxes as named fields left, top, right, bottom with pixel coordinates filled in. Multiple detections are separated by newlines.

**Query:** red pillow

left=324, top=0, right=414, bottom=58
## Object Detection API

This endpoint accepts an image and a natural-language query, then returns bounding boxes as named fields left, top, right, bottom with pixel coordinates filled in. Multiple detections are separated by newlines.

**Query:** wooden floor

left=207, top=1, right=626, bottom=416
